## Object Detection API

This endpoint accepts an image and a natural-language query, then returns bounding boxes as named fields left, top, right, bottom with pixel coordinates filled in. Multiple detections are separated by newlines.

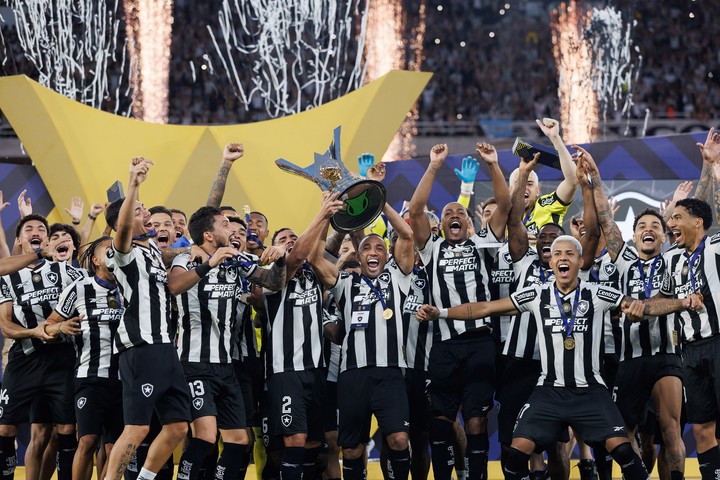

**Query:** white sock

left=137, top=467, right=157, bottom=480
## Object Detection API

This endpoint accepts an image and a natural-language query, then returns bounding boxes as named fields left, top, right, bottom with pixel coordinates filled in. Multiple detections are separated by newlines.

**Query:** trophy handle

left=275, top=158, right=329, bottom=190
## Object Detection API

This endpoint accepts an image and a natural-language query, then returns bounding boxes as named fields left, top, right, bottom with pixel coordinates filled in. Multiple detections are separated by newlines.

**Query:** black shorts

left=614, top=354, right=683, bottom=426
left=234, top=360, right=258, bottom=427
left=337, top=367, right=409, bottom=448
left=323, top=380, right=338, bottom=432
left=495, top=356, right=541, bottom=445
left=0, top=345, right=75, bottom=425
left=118, top=343, right=191, bottom=425
left=682, top=336, right=720, bottom=424
left=266, top=369, right=325, bottom=441
left=74, top=377, right=124, bottom=443
left=405, top=368, right=431, bottom=434
left=601, top=353, right=619, bottom=391
left=513, top=385, right=628, bottom=451
left=183, top=362, right=246, bottom=430
left=428, top=331, right=496, bottom=420
left=258, top=390, right=285, bottom=453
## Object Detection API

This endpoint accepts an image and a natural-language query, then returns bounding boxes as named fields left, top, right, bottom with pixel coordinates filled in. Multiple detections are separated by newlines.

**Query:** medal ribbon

left=362, top=276, right=388, bottom=312
left=94, top=276, right=121, bottom=307
left=684, top=235, right=707, bottom=293
left=244, top=212, right=266, bottom=250
left=553, top=281, right=581, bottom=340
left=132, top=229, right=157, bottom=241
left=538, top=264, right=547, bottom=284
left=637, top=256, right=660, bottom=299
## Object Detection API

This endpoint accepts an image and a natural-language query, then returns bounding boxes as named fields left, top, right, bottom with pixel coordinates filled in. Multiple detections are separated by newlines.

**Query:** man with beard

left=408, top=142, right=510, bottom=480
left=310, top=200, right=415, bottom=480
left=416, top=234, right=699, bottom=480
left=581, top=148, right=686, bottom=480
left=169, top=206, right=285, bottom=480
left=0, top=214, right=85, bottom=480
left=149, top=207, right=175, bottom=251
left=102, top=158, right=190, bottom=480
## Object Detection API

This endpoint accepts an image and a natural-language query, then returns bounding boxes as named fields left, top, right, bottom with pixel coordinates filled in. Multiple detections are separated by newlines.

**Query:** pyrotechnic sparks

left=551, top=1, right=597, bottom=144
left=209, top=0, right=368, bottom=118
left=123, top=0, right=173, bottom=124
left=6, top=0, right=131, bottom=114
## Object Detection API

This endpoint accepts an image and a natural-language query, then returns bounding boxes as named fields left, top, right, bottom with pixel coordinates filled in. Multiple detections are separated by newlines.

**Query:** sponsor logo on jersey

left=597, top=288, right=622, bottom=304
left=513, top=290, right=536, bottom=304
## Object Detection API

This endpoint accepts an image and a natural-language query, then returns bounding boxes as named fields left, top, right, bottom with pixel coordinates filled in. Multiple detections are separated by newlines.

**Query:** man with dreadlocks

left=46, top=236, right=124, bottom=480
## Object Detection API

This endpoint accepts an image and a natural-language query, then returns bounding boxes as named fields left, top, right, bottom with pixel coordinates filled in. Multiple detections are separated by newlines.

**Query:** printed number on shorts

left=0, top=389, right=8, bottom=404
left=612, top=386, right=618, bottom=403
left=517, top=403, right=530, bottom=419
left=188, top=380, right=205, bottom=398
left=282, top=396, right=292, bottom=414
left=262, top=417, right=269, bottom=434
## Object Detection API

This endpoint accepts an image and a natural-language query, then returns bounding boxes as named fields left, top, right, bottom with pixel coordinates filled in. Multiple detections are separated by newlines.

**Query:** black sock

left=281, top=446, right=305, bottom=480
left=466, top=434, right=489, bottom=480
left=503, top=447, right=530, bottom=480
left=342, top=455, right=366, bottom=480
left=386, top=447, right=410, bottom=480
left=178, top=438, right=216, bottom=480
left=578, top=459, right=597, bottom=480
left=199, top=441, right=220, bottom=480
left=670, top=470, right=684, bottom=480
left=56, top=433, right=77, bottom=480
left=594, top=445, right=613, bottom=480
left=697, top=447, right=720, bottom=480
left=429, top=419, right=455, bottom=480
left=302, top=447, right=321, bottom=480
left=0, top=436, right=16, bottom=480
left=237, top=444, right=251, bottom=480
left=610, top=443, right=649, bottom=480
left=157, top=454, right=174, bottom=480
left=214, top=442, right=248, bottom=480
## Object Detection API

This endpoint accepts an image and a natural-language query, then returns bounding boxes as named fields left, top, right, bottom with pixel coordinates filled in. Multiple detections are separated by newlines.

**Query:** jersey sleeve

left=596, top=285, right=625, bottom=311
left=106, top=242, right=136, bottom=269
left=510, top=285, right=540, bottom=313
left=55, top=281, right=80, bottom=319
left=171, top=253, right=192, bottom=271
left=613, top=242, right=637, bottom=272
left=0, top=277, right=12, bottom=305
left=418, top=234, right=439, bottom=267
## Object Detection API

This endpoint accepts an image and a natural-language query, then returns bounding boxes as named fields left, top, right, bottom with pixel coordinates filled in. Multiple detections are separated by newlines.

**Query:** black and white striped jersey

left=502, top=248, right=555, bottom=361
left=0, top=260, right=85, bottom=358
left=613, top=243, right=677, bottom=360
left=263, top=265, right=324, bottom=376
left=511, top=281, right=624, bottom=388
left=105, top=241, right=173, bottom=352
left=231, top=298, right=257, bottom=361
left=322, top=292, right=342, bottom=382
left=403, top=266, right=433, bottom=371
left=582, top=250, right=622, bottom=355
left=418, top=231, right=502, bottom=341
left=55, top=276, right=123, bottom=379
left=331, top=258, right=411, bottom=373
left=173, top=253, right=258, bottom=363
left=661, top=234, right=720, bottom=343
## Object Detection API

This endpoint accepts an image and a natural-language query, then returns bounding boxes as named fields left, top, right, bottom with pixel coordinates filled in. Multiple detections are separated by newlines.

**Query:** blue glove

left=454, top=156, right=479, bottom=184
left=171, top=236, right=191, bottom=248
left=358, top=153, right=375, bottom=177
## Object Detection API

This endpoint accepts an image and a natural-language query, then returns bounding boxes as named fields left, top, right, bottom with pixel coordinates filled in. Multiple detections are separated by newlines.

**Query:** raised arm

left=286, top=192, right=345, bottom=280
left=115, top=158, right=153, bottom=254
left=206, top=143, right=244, bottom=208
left=477, top=142, right=511, bottom=240
left=507, top=154, right=538, bottom=262
left=693, top=129, right=718, bottom=204
left=536, top=118, right=578, bottom=203
left=580, top=146, right=623, bottom=262
left=416, top=296, right=519, bottom=322
left=409, top=144, right=447, bottom=249
left=79, top=202, right=106, bottom=247
left=697, top=129, right=720, bottom=219
left=574, top=149, right=600, bottom=269
left=384, top=203, right=414, bottom=275
left=307, top=219, right=340, bottom=289
left=454, top=155, right=479, bottom=208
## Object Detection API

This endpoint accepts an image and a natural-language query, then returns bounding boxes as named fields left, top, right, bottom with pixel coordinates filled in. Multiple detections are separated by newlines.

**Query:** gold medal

left=562, top=303, right=571, bottom=313
left=564, top=338, right=575, bottom=350
left=32, top=274, right=41, bottom=283
left=108, top=297, right=119, bottom=309
left=383, top=308, right=394, bottom=320
left=682, top=265, right=689, bottom=275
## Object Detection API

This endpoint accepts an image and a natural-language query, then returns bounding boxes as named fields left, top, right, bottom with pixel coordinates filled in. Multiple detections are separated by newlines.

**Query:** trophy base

left=331, top=180, right=387, bottom=234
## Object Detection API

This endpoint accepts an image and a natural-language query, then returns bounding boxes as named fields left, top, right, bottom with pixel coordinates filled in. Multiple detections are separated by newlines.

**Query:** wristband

left=460, top=181, right=474, bottom=196
left=88, top=214, right=97, bottom=221
left=195, top=261, right=212, bottom=278
left=439, top=308, right=449, bottom=319
left=72, top=220, right=81, bottom=225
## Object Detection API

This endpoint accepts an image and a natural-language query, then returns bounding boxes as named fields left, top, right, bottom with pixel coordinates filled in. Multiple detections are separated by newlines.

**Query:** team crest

left=141, top=383, right=154, bottom=397
left=192, top=398, right=204, bottom=410
left=576, top=300, right=590, bottom=316
left=378, top=273, right=391, bottom=285
left=225, top=267, right=238, bottom=283
left=77, top=397, right=87, bottom=409
left=44, top=271, right=59, bottom=285
left=603, top=264, right=616, bottom=276
left=503, top=251, right=513, bottom=264
left=281, top=414, right=292, bottom=427
left=413, top=278, right=426, bottom=290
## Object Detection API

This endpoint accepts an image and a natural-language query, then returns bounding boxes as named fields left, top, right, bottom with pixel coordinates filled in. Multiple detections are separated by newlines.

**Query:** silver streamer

left=7, top=0, right=132, bottom=115
left=586, top=6, right=642, bottom=124
left=209, top=0, right=369, bottom=118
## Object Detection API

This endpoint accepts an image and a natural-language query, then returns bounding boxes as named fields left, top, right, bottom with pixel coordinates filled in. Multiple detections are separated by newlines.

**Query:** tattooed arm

left=206, top=143, right=244, bottom=208
left=416, top=297, right=519, bottom=322
left=409, top=144, right=448, bottom=249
